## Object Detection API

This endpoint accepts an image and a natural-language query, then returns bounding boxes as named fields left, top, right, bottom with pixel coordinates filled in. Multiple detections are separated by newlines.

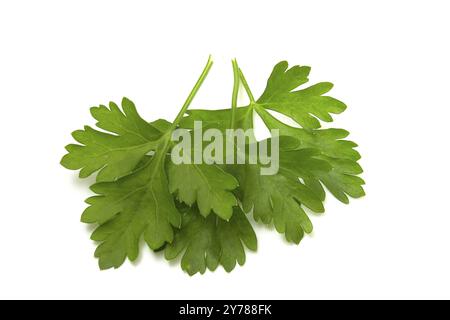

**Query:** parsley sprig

left=62, top=57, right=365, bottom=275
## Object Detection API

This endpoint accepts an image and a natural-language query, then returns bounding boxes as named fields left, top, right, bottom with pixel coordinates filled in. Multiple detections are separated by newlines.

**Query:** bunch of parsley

left=61, top=57, right=365, bottom=275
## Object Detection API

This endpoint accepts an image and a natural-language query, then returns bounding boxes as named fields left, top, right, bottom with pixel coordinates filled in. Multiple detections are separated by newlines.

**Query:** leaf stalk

left=170, top=55, right=214, bottom=131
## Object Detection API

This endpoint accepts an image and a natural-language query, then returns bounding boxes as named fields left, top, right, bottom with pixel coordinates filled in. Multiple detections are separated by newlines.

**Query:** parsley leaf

left=168, top=162, right=238, bottom=220
left=165, top=205, right=257, bottom=275
left=257, top=61, right=346, bottom=129
left=61, top=98, right=162, bottom=182
left=86, top=153, right=181, bottom=269
left=255, top=106, right=365, bottom=203
left=231, top=144, right=330, bottom=243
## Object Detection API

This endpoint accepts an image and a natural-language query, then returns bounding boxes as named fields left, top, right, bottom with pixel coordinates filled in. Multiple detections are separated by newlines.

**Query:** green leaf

left=165, top=206, right=257, bottom=275
left=316, top=157, right=365, bottom=203
left=257, top=61, right=346, bottom=129
left=255, top=107, right=360, bottom=161
left=232, top=145, right=329, bottom=243
left=61, top=98, right=162, bottom=182
left=84, top=148, right=181, bottom=269
left=168, top=162, right=238, bottom=220
left=255, top=106, right=365, bottom=203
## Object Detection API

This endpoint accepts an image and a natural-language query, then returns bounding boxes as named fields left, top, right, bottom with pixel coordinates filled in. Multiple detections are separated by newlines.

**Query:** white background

left=1, top=0, right=449, bottom=300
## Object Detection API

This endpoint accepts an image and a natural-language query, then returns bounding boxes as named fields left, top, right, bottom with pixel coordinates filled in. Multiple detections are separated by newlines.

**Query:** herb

left=165, top=205, right=257, bottom=276
left=61, top=57, right=365, bottom=274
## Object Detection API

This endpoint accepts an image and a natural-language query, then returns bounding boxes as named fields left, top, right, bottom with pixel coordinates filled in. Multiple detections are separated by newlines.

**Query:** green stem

left=230, top=59, right=240, bottom=129
left=238, top=68, right=255, bottom=103
left=170, top=55, right=214, bottom=131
